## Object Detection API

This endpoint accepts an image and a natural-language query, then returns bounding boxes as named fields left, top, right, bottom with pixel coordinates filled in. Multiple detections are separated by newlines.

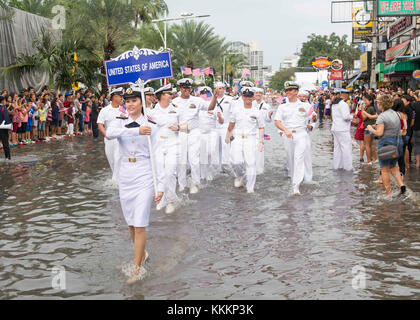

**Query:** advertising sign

left=353, top=6, right=373, bottom=41
left=330, top=59, right=343, bottom=80
left=104, top=46, right=173, bottom=87
left=388, top=16, right=415, bottom=41
left=312, top=57, right=332, bottom=70
left=378, top=0, right=420, bottom=16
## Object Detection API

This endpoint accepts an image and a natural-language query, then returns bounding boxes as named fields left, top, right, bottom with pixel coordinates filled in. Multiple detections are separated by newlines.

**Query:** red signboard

left=385, top=40, right=411, bottom=61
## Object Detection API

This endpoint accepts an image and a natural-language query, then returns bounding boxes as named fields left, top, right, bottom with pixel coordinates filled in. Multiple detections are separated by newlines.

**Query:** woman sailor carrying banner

left=107, top=85, right=165, bottom=284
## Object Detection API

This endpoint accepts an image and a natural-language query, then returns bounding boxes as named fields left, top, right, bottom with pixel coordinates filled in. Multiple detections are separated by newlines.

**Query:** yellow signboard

left=353, top=6, right=373, bottom=39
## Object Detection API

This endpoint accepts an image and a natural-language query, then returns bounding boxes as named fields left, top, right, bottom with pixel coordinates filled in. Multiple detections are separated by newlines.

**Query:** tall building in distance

left=230, top=41, right=271, bottom=86
left=280, top=55, right=300, bottom=71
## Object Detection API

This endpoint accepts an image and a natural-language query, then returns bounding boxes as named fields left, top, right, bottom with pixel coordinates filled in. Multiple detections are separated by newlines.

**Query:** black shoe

left=400, top=186, right=407, bottom=195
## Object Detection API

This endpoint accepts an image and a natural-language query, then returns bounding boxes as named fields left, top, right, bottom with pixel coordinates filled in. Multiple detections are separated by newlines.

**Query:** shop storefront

left=384, top=60, right=420, bottom=90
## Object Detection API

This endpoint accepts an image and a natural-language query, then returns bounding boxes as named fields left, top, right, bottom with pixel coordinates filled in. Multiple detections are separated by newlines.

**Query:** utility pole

left=370, top=0, right=378, bottom=90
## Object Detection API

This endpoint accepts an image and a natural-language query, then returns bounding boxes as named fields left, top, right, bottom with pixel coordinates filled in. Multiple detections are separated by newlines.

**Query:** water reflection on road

left=0, top=121, right=419, bottom=299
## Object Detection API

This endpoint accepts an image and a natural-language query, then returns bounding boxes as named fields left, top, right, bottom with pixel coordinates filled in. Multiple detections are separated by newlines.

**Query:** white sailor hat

left=255, top=87, right=264, bottom=94
left=240, top=80, right=254, bottom=88
left=298, top=89, right=309, bottom=97
left=144, top=87, right=155, bottom=95
left=123, top=85, right=142, bottom=99
left=155, top=84, right=173, bottom=96
left=199, top=86, right=213, bottom=94
left=177, top=78, right=194, bottom=88
left=110, top=87, right=124, bottom=97
left=241, top=87, right=256, bottom=97
left=284, top=81, right=300, bottom=91
left=214, top=81, right=225, bottom=89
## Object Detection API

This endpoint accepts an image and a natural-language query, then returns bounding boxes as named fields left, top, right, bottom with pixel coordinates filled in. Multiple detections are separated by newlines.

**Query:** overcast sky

left=165, top=0, right=352, bottom=71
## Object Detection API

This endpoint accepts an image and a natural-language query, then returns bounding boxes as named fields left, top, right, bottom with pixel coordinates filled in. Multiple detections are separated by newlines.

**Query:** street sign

left=104, top=46, right=173, bottom=87
left=378, top=0, right=420, bottom=17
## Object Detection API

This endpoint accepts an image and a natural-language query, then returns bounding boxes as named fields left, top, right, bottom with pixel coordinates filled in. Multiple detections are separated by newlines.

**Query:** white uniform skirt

left=118, top=158, right=154, bottom=228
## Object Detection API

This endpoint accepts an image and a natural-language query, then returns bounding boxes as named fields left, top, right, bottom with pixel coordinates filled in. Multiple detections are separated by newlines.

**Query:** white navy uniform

left=331, top=97, right=353, bottom=171
left=253, top=99, right=273, bottom=175
left=215, top=95, right=234, bottom=171
left=229, top=98, right=265, bottom=192
left=97, top=103, right=126, bottom=185
left=147, top=102, right=180, bottom=208
left=107, top=114, right=165, bottom=228
left=172, top=94, right=209, bottom=190
left=274, top=99, right=313, bottom=193
left=199, top=100, right=222, bottom=181
left=302, top=101, right=317, bottom=182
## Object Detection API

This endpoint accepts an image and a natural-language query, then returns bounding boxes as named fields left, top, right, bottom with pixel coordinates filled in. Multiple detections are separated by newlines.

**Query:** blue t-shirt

left=27, top=107, right=34, bottom=126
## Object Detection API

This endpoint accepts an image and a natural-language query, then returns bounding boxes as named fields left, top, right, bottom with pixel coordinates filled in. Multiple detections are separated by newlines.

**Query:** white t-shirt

left=325, top=99, right=331, bottom=109
left=97, top=104, right=124, bottom=140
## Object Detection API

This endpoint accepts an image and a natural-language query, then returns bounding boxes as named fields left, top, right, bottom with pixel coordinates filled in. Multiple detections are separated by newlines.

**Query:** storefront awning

left=375, top=63, right=385, bottom=74
left=384, top=61, right=419, bottom=75
left=386, top=40, right=411, bottom=62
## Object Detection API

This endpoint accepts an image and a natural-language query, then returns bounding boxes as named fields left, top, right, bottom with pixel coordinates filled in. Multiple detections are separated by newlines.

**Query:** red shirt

left=66, top=107, right=74, bottom=124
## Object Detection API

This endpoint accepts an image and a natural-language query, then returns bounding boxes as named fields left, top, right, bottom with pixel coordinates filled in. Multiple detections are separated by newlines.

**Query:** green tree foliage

left=298, top=33, right=360, bottom=71
left=269, top=68, right=296, bottom=92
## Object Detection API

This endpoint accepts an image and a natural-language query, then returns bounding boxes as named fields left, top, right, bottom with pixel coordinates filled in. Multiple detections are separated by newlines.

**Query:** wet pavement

left=0, top=120, right=419, bottom=300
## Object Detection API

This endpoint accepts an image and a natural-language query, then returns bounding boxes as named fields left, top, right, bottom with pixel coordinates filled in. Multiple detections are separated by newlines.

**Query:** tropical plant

left=269, top=67, right=297, bottom=92
left=298, top=33, right=360, bottom=71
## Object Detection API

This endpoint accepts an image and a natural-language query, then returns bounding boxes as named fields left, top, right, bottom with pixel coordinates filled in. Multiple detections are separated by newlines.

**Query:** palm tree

left=0, top=0, right=14, bottom=21
left=170, top=20, right=228, bottom=72
left=128, top=0, right=168, bottom=29
left=6, top=0, right=55, bottom=16
left=224, top=52, right=248, bottom=84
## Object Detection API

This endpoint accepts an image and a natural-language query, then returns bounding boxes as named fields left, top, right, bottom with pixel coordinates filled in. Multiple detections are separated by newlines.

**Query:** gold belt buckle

left=242, top=135, right=247, bottom=139
left=160, top=136, right=167, bottom=139
left=292, top=130, right=297, bottom=133
left=129, top=158, right=137, bottom=163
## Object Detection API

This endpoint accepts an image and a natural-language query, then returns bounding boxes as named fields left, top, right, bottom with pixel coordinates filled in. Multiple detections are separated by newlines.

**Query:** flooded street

left=1, top=121, right=420, bottom=300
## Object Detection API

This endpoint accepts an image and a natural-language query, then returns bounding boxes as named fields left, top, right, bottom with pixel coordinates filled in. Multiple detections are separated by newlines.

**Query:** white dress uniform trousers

left=253, top=100, right=273, bottom=175
left=274, top=100, right=313, bottom=192
left=172, top=96, right=209, bottom=189
left=331, top=99, right=353, bottom=171
left=215, top=96, right=234, bottom=172
left=230, top=101, right=265, bottom=192
left=107, top=115, right=165, bottom=228
left=147, top=103, right=180, bottom=208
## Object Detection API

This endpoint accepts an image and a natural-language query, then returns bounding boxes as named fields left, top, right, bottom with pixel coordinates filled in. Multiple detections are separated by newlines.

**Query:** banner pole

left=136, top=79, right=159, bottom=198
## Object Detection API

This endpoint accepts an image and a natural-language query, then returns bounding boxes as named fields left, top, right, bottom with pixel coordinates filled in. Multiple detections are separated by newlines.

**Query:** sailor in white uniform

left=213, top=82, right=233, bottom=173
left=144, top=87, right=155, bottom=110
left=225, top=87, right=265, bottom=193
left=253, top=88, right=273, bottom=175
left=274, top=82, right=315, bottom=195
left=147, top=84, right=180, bottom=215
left=331, top=89, right=353, bottom=171
left=97, top=87, right=126, bottom=186
left=298, top=90, right=318, bottom=182
left=198, top=86, right=224, bottom=181
left=172, top=78, right=217, bottom=194
left=106, top=86, right=165, bottom=284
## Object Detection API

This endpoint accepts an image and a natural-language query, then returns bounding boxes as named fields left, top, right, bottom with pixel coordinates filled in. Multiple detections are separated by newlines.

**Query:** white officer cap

left=284, top=81, right=300, bottom=91
left=199, top=86, right=213, bottom=94
left=298, top=89, right=309, bottom=97
left=110, top=87, right=124, bottom=97
left=255, top=88, right=264, bottom=94
left=214, top=82, right=225, bottom=89
left=241, top=87, right=256, bottom=97
left=177, top=78, right=194, bottom=88
left=123, top=86, right=142, bottom=99
left=240, top=80, right=255, bottom=88
left=143, top=87, right=155, bottom=95
left=155, top=84, right=173, bottom=96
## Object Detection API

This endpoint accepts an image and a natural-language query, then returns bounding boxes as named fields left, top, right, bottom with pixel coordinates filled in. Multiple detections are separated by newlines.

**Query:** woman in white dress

left=107, top=86, right=165, bottom=283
